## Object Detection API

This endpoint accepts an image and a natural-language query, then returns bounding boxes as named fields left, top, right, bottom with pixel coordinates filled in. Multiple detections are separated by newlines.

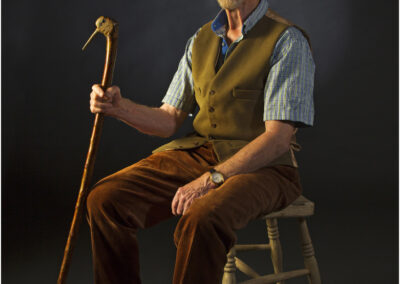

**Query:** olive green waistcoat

left=153, top=13, right=301, bottom=167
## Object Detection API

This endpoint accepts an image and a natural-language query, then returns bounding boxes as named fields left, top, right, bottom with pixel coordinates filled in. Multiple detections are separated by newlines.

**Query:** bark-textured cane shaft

left=58, top=17, right=118, bottom=284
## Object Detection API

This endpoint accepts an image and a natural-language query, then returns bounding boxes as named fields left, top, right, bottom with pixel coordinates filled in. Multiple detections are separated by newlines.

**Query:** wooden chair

left=222, top=195, right=321, bottom=284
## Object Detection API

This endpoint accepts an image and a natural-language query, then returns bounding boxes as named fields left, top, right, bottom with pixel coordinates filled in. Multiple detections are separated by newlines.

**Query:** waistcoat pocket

left=232, top=88, right=264, bottom=101
left=195, top=86, right=204, bottom=97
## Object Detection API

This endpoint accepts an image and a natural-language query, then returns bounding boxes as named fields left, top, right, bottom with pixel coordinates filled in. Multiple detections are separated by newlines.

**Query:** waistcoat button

left=208, top=107, right=215, bottom=112
left=209, top=90, right=215, bottom=95
left=211, top=123, right=217, bottom=128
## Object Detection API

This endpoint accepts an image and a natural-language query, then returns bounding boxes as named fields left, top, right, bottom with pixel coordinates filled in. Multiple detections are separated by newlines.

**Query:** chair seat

left=263, top=195, right=314, bottom=219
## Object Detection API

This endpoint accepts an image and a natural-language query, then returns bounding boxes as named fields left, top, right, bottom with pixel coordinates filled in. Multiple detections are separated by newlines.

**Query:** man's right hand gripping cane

left=89, top=84, right=188, bottom=138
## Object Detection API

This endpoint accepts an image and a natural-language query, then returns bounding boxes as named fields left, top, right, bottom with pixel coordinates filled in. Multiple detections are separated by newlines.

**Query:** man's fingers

left=106, top=85, right=120, bottom=97
left=90, top=101, right=113, bottom=113
left=92, top=84, right=113, bottom=101
left=104, top=85, right=120, bottom=102
left=176, top=195, right=187, bottom=215
left=92, top=84, right=104, bottom=96
left=92, top=101, right=113, bottom=109
left=91, top=90, right=111, bottom=103
left=171, top=189, right=181, bottom=215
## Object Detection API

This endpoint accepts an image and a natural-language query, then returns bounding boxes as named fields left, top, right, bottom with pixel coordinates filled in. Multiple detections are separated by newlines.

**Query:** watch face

left=212, top=172, right=224, bottom=184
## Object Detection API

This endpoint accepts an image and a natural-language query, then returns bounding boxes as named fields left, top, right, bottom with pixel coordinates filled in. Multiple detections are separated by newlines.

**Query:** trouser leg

left=173, top=165, right=302, bottom=284
left=86, top=145, right=217, bottom=284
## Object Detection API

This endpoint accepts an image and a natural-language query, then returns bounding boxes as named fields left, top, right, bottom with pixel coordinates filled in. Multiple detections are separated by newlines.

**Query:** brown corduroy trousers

left=86, top=143, right=302, bottom=284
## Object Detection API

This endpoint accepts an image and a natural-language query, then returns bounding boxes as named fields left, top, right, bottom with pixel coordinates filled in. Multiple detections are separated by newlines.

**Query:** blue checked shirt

left=162, top=0, right=315, bottom=127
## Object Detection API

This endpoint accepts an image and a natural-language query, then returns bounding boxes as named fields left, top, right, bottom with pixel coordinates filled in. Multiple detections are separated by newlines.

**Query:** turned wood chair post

left=298, top=217, right=321, bottom=284
left=221, top=196, right=321, bottom=284
left=222, top=247, right=237, bottom=284
left=266, top=218, right=284, bottom=284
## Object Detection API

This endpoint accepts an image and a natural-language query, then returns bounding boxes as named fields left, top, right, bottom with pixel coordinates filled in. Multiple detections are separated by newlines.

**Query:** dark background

left=3, top=0, right=398, bottom=283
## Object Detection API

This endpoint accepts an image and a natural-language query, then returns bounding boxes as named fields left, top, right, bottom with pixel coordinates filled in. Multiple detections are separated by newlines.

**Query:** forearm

left=112, top=98, right=178, bottom=138
left=214, top=122, right=294, bottom=179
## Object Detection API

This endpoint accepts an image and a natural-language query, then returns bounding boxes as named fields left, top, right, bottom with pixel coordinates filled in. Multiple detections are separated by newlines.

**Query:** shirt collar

left=211, top=0, right=269, bottom=37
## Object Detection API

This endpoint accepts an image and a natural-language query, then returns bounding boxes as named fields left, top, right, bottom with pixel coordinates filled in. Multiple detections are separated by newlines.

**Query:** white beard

left=217, top=0, right=245, bottom=10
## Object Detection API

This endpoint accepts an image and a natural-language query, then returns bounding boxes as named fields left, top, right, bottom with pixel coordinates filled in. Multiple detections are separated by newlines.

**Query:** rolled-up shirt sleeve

left=263, top=26, right=315, bottom=127
left=161, top=31, right=199, bottom=114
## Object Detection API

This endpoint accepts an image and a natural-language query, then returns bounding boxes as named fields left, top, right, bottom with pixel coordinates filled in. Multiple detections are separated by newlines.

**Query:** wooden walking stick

left=57, top=16, right=118, bottom=284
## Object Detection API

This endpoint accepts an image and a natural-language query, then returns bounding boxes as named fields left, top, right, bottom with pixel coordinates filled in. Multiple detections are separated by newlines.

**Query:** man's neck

left=225, top=0, right=260, bottom=44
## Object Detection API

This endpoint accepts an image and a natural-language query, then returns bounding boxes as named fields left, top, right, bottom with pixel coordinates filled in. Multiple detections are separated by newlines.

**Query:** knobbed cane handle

left=57, top=16, right=118, bottom=284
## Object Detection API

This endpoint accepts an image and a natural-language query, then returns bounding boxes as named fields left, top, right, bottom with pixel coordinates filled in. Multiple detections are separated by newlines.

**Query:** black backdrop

left=3, top=0, right=398, bottom=283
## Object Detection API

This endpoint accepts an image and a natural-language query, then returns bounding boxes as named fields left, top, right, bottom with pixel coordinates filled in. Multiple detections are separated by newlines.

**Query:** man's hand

left=171, top=172, right=218, bottom=215
left=89, top=84, right=188, bottom=138
left=90, top=84, right=123, bottom=117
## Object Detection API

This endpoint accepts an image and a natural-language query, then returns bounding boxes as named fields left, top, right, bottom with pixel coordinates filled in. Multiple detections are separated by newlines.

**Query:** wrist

left=199, top=172, right=217, bottom=190
left=208, top=168, right=225, bottom=187
left=111, top=97, right=131, bottom=119
left=213, top=166, right=229, bottom=179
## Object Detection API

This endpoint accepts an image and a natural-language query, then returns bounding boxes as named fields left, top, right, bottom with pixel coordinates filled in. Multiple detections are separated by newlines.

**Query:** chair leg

left=266, top=218, right=284, bottom=284
left=298, top=217, right=321, bottom=284
left=222, top=247, right=237, bottom=284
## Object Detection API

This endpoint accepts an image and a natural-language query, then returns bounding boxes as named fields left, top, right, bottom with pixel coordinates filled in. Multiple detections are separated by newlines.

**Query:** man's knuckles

left=107, top=85, right=120, bottom=93
left=90, top=106, right=98, bottom=113
left=91, top=93, right=109, bottom=104
left=92, top=85, right=104, bottom=95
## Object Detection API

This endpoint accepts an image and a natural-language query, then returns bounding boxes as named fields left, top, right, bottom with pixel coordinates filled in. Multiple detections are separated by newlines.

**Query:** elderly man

left=86, top=0, right=315, bottom=283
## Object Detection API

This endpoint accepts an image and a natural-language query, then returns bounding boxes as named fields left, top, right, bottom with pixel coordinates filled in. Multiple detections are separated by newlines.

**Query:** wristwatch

left=209, top=169, right=225, bottom=186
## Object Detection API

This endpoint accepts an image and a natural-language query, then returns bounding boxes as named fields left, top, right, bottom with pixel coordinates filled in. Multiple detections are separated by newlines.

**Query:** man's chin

left=217, top=0, right=245, bottom=10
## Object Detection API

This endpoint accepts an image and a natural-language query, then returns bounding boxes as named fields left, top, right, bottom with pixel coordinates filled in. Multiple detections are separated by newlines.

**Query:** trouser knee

left=174, top=203, right=235, bottom=250
left=86, top=179, right=120, bottom=220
